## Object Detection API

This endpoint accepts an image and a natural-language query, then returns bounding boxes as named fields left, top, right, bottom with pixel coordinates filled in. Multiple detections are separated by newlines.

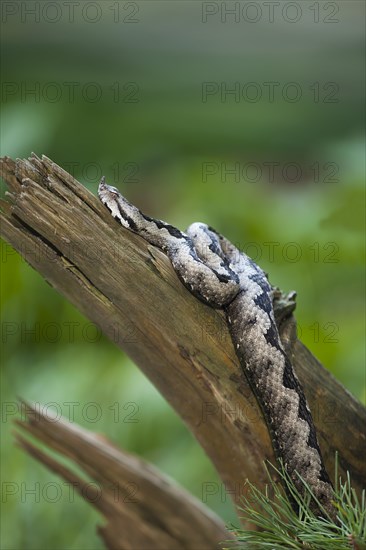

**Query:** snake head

left=98, top=176, right=121, bottom=200
left=98, top=177, right=138, bottom=230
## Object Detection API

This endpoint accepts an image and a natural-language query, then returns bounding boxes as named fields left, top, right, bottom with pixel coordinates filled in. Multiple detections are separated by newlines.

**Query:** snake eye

left=98, top=177, right=120, bottom=196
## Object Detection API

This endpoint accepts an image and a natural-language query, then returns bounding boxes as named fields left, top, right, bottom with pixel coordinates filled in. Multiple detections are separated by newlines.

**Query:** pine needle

left=224, top=454, right=366, bottom=550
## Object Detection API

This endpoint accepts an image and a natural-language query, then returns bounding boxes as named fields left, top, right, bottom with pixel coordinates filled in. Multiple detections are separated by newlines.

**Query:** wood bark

left=1, top=154, right=365, bottom=547
left=15, top=400, right=235, bottom=550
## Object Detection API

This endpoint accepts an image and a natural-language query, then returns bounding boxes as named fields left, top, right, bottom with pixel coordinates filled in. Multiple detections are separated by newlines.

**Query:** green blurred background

left=1, top=1, right=365, bottom=548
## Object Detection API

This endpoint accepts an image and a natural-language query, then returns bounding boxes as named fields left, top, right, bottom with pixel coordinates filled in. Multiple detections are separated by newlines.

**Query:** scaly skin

left=98, top=178, right=335, bottom=518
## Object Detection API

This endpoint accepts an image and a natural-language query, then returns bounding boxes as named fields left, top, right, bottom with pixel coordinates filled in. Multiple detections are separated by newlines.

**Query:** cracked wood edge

left=14, top=400, right=236, bottom=550
left=1, top=153, right=365, bottom=517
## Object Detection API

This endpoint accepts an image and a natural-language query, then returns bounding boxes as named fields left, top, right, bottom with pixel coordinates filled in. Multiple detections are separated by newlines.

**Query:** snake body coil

left=98, top=178, right=334, bottom=517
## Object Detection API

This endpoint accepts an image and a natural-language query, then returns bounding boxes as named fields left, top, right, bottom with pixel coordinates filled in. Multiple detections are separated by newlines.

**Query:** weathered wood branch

left=15, top=400, right=234, bottom=550
left=1, top=154, right=365, bottom=545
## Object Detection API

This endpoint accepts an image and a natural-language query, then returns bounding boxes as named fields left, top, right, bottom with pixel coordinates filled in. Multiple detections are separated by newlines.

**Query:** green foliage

left=1, top=4, right=364, bottom=549
left=227, top=459, right=366, bottom=549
